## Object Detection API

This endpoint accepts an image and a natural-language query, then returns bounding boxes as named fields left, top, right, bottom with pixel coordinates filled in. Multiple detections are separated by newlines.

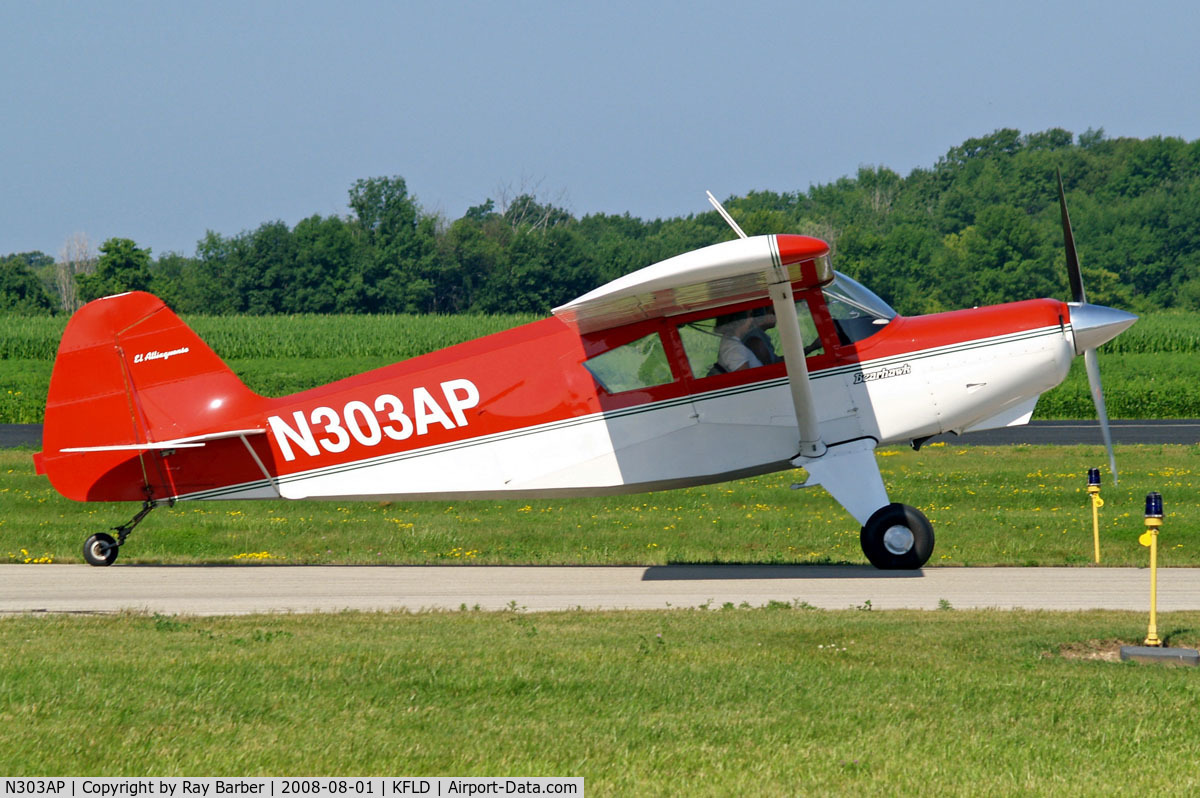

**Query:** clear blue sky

left=4, top=0, right=1199, bottom=258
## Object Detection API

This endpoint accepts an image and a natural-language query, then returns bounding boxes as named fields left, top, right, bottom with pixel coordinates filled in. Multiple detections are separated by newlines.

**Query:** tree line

left=4, top=128, right=1200, bottom=318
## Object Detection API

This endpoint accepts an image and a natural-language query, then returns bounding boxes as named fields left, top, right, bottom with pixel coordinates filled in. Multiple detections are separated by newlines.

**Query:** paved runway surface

left=927, top=419, right=1200, bottom=446
left=6, top=421, right=1200, bottom=449
left=6, top=422, right=1198, bottom=617
left=0, top=425, right=40, bottom=448
left=2, top=564, right=1198, bottom=615
left=1, top=425, right=41, bottom=448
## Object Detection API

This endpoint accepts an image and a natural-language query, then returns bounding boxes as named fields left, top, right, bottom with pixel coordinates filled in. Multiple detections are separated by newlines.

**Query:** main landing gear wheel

left=83, top=533, right=119, bottom=567
left=860, top=503, right=934, bottom=570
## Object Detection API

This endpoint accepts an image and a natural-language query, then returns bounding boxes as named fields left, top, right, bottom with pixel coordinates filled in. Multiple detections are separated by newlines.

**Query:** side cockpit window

left=584, top=333, right=673, bottom=394
left=677, top=301, right=823, bottom=378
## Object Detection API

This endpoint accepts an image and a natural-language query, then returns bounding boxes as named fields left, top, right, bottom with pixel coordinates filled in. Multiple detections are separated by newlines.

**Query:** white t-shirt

left=718, top=336, right=762, bottom=372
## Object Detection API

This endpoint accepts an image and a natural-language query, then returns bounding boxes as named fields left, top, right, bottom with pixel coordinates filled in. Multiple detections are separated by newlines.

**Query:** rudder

left=35, top=292, right=266, bottom=501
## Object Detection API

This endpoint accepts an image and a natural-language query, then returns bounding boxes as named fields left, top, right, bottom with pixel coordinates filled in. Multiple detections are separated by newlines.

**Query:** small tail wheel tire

left=860, top=503, right=934, bottom=570
left=83, top=533, right=119, bottom=567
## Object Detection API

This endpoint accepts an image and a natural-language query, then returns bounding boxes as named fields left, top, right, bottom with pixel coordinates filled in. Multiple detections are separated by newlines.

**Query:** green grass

left=1, top=609, right=1198, bottom=792
left=7, top=311, right=1198, bottom=793
left=6, top=444, right=1199, bottom=567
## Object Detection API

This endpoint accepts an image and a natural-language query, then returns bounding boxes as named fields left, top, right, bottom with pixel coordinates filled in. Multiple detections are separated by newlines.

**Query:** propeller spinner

left=1057, top=169, right=1138, bottom=484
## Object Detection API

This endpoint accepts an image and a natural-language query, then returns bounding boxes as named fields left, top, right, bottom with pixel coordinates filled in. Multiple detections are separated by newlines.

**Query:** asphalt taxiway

left=2, top=564, right=1198, bottom=616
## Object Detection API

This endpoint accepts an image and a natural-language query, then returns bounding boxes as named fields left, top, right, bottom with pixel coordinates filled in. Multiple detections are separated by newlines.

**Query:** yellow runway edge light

left=1139, top=491, right=1164, bottom=647
left=1087, top=467, right=1103, bottom=564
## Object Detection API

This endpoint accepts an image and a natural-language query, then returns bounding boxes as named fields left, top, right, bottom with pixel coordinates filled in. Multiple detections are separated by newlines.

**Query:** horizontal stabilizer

left=61, top=429, right=266, bottom=453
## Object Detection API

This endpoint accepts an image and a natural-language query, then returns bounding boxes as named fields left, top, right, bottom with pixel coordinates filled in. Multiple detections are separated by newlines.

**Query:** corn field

left=1100, top=311, right=1200, bottom=354
left=1, top=310, right=1197, bottom=424
left=0, top=312, right=539, bottom=361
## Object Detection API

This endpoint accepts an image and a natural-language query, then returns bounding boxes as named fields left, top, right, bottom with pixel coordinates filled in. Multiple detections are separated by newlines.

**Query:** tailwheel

left=81, top=500, right=158, bottom=566
left=83, top=533, right=119, bottom=567
left=860, top=503, right=934, bottom=570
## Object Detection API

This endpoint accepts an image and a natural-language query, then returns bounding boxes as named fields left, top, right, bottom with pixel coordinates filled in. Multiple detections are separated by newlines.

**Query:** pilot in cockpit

left=714, top=308, right=779, bottom=372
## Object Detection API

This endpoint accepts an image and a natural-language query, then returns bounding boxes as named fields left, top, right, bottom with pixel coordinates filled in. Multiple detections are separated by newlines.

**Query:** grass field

left=2, top=609, right=1198, bottom=792
left=5, top=444, right=1198, bottom=567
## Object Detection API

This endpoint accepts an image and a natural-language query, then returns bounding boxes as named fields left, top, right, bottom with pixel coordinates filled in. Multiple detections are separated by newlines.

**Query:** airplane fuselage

left=131, top=296, right=1075, bottom=505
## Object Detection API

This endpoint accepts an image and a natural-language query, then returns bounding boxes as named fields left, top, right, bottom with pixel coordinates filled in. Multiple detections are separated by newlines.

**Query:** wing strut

left=706, top=191, right=825, bottom=458
left=767, top=259, right=826, bottom=457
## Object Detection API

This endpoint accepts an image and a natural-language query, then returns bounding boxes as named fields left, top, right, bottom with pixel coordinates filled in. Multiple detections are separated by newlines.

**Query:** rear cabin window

left=583, top=333, right=673, bottom=394
left=677, top=301, right=823, bottom=378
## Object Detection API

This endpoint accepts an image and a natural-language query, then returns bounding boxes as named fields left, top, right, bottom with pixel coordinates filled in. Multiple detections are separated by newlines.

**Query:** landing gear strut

left=82, top=501, right=158, bottom=566
left=860, top=503, right=934, bottom=570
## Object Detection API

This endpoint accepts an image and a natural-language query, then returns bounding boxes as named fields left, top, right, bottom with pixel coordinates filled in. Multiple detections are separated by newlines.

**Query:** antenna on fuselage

left=706, top=191, right=748, bottom=239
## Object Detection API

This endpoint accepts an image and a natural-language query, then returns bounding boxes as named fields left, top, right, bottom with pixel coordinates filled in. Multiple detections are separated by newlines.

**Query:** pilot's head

left=714, top=310, right=752, bottom=332
left=750, top=306, right=776, bottom=329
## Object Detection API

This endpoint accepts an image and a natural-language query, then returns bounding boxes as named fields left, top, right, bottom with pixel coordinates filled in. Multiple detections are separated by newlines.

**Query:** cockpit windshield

left=822, top=272, right=897, bottom=345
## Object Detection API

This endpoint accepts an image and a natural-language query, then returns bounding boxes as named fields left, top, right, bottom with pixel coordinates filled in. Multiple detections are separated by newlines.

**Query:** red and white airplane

left=35, top=177, right=1136, bottom=568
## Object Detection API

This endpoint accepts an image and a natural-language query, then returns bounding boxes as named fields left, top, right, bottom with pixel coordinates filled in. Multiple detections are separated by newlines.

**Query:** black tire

left=83, top=533, right=119, bottom=566
left=860, top=503, right=934, bottom=570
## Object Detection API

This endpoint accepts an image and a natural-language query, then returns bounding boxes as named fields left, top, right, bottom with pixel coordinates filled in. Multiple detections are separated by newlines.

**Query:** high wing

left=552, top=234, right=833, bottom=333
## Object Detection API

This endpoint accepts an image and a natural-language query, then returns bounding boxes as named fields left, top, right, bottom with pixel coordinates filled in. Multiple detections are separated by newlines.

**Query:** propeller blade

left=1057, top=169, right=1086, bottom=304
left=1084, top=348, right=1118, bottom=485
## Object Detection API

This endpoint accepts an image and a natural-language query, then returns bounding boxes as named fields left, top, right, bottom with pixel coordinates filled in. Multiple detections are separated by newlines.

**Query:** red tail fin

left=36, top=292, right=267, bottom=501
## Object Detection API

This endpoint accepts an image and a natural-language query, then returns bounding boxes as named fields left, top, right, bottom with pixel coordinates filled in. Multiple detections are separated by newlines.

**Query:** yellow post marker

left=1122, top=491, right=1199, bottom=666
left=1087, top=467, right=1103, bottom=563
left=1139, top=492, right=1164, bottom=647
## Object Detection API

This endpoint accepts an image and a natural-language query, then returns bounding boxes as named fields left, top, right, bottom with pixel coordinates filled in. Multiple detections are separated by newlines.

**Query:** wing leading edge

left=552, top=234, right=832, bottom=334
